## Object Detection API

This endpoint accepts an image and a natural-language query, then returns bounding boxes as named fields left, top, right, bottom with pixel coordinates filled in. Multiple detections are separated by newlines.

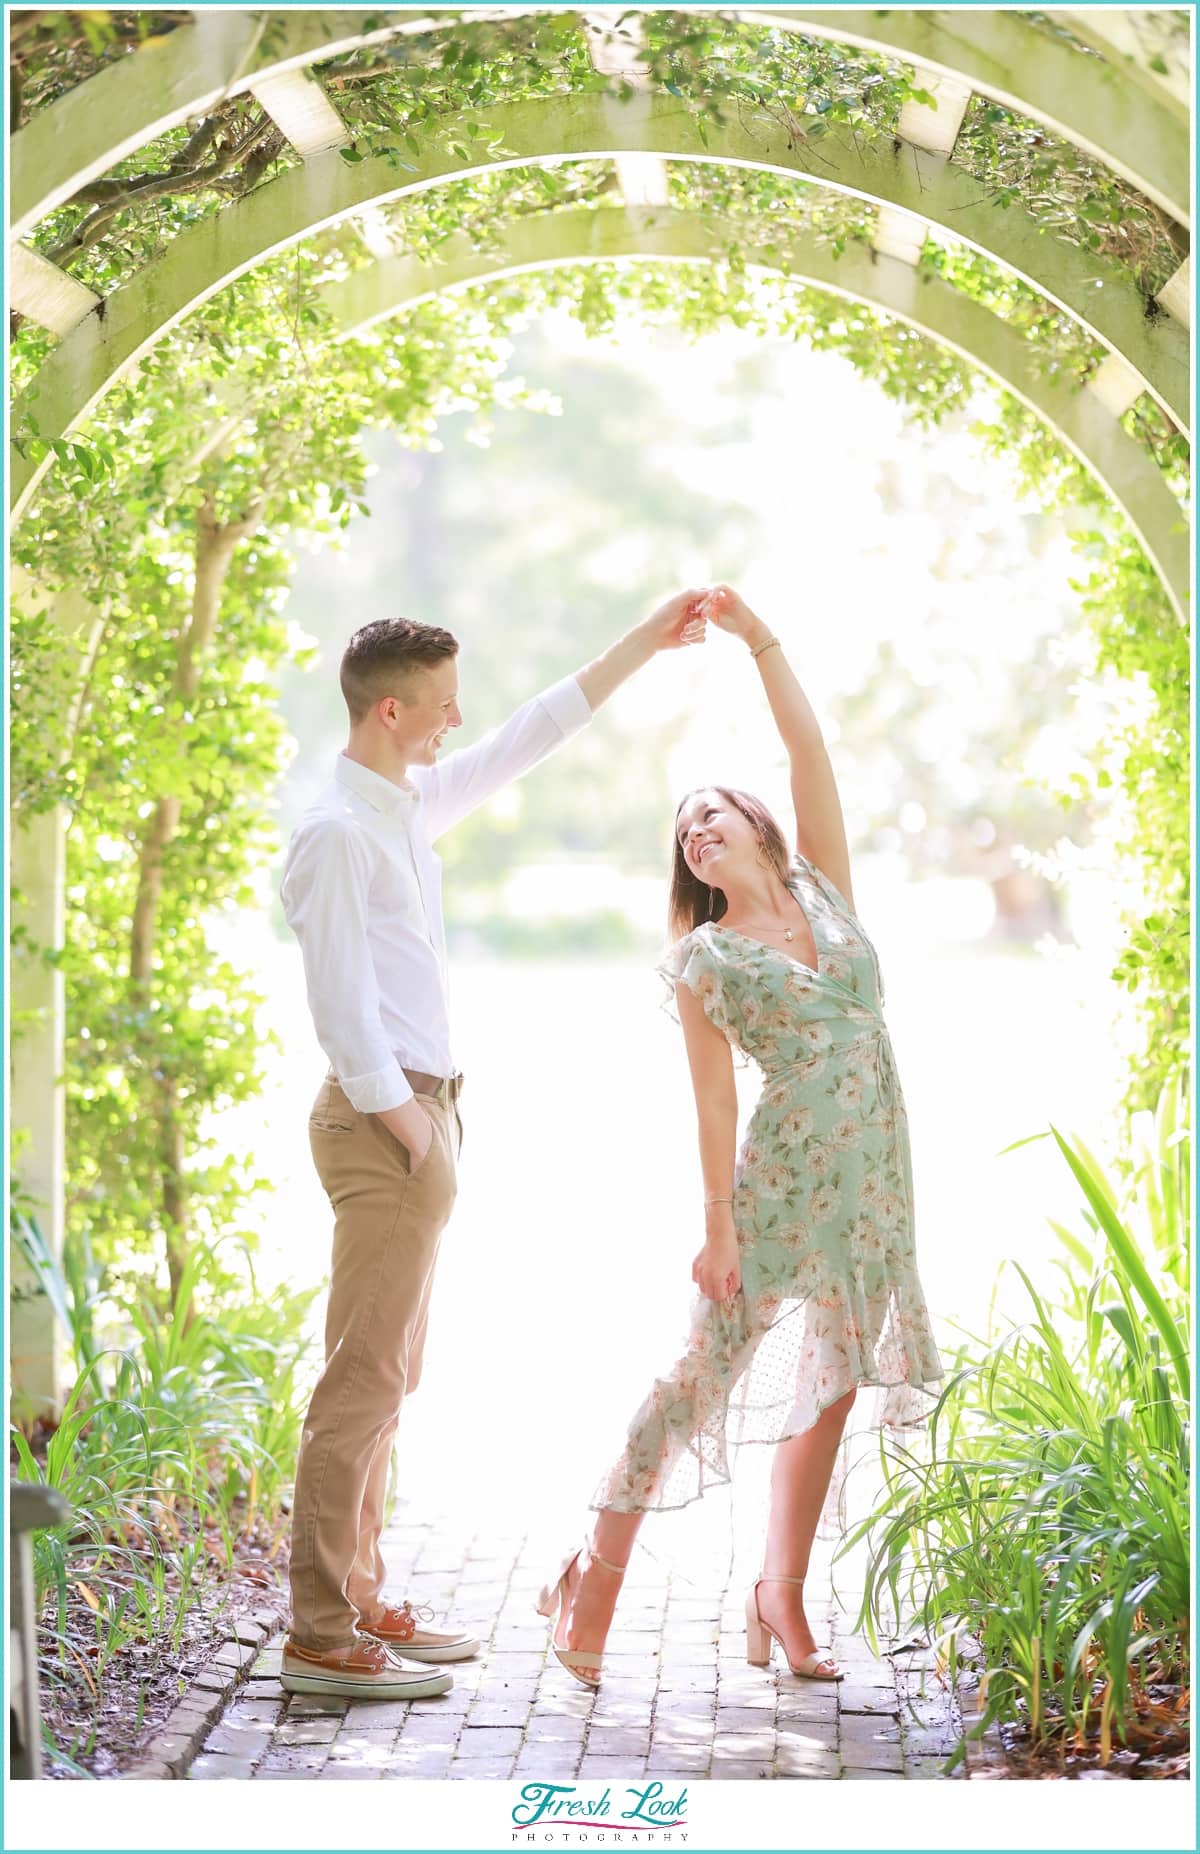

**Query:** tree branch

left=132, top=489, right=265, bottom=996
left=46, top=115, right=277, bottom=268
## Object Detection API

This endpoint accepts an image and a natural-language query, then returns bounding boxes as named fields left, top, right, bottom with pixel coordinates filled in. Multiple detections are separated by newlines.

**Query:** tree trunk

left=129, top=494, right=263, bottom=1310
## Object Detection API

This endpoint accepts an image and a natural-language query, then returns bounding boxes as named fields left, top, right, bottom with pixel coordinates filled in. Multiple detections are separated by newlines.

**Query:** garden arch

left=8, top=7, right=1191, bottom=1415
left=320, top=207, right=1188, bottom=622
left=10, top=5, right=1189, bottom=239
left=10, top=91, right=1190, bottom=521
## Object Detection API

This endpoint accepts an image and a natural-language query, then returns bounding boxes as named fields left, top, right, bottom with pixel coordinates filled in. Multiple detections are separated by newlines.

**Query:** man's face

left=389, top=655, right=463, bottom=766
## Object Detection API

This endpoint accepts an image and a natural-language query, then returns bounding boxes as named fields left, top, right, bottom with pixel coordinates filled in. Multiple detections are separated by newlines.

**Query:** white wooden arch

left=11, top=92, right=1190, bottom=522
left=10, top=5, right=1189, bottom=241
left=320, top=205, right=1189, bottom=624
left=10, top=9, right=1190, bottom=1420
left=1052, top=8, right=1191, bottom=117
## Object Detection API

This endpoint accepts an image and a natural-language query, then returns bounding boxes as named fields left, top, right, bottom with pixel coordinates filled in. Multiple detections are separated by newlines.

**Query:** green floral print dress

left=591, top=852, right=944, bottom=1514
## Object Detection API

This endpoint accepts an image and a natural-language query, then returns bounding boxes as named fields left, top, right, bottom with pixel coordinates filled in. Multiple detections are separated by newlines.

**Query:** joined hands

left=644, top=584, right=769, bottom=656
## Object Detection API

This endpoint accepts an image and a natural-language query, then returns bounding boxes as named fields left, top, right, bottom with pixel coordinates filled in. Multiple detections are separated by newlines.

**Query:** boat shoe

left=358, top=1600, right=480, bottom=1663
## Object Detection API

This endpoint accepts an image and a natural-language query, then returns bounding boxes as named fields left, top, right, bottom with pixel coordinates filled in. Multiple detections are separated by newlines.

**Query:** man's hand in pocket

left=377, top=1098, right=435, bottom=1171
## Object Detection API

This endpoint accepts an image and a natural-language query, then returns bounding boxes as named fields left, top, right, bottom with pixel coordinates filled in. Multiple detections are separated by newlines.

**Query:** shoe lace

left=388, top=1599, right=436, bottom=1640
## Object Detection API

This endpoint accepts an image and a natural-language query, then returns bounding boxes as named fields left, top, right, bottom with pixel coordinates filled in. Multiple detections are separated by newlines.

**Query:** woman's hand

left=642, top=588, right=709, bottom=653
left=693, top=1232, right=742, bottom=1302
left=699, top=584, right=771, bottom=651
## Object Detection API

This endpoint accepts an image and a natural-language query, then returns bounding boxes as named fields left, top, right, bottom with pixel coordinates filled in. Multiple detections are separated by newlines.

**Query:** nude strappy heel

left=746, top=1574, right=843, bottom=1681
left=535, top=1542, right=628, bottom=1689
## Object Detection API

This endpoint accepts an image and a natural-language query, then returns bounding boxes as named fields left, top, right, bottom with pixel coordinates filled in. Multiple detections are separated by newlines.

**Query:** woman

left=538, top=585, right=944, bottom=1687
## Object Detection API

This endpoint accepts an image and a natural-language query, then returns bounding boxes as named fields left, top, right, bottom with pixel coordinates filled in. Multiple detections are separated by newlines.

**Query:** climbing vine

left=10, top=7, right=1185, bottom=325
left=9, top=7, right=1191, bottom=1288
left=11, top=265, right=544, bottom=1295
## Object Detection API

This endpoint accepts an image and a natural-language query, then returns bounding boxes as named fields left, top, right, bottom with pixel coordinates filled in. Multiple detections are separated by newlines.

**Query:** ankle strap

left=586, top=1543, right=628, bottom=1577
left=758, top=1573, right=805, bottom=1586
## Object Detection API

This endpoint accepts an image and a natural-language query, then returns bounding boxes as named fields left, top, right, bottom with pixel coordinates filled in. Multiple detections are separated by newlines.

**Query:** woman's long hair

left=667, top=786, right=792, bottom=942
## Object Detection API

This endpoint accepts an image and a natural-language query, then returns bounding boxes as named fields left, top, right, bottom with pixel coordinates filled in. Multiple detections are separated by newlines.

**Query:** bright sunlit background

left=206, top=304, right=1132, bottom=1556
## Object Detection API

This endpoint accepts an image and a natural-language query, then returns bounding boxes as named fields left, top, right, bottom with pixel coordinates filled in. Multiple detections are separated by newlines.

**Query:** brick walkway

left=188, top=1509, right=963, bottom=1782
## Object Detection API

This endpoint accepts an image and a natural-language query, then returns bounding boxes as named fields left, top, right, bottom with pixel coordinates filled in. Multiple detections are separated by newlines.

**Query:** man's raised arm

left=573, top=587, right=707, bottom=710
left=418, top=590, right=707, bottom=840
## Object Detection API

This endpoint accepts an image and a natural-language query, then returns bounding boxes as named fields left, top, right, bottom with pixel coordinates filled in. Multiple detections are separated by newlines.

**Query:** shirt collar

left=334, top=751, right=419, bottom=816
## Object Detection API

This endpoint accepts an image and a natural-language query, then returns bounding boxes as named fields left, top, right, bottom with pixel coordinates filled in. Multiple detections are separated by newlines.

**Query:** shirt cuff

left=338, top=1058, right=413, bottom=1113
left=537, top=674, right=594, bottom=734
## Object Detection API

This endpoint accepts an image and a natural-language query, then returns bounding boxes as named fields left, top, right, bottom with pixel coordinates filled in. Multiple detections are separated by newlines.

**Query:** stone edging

left=123, top=1607, right=285, bottom=1780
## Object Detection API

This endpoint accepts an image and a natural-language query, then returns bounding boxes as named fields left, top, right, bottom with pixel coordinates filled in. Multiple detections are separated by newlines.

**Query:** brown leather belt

left=402, top=1068, right=464, bottom=1106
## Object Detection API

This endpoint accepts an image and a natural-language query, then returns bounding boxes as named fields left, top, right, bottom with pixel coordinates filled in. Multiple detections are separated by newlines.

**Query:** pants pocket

left=405, top=1114, right=438, bottom=1178
left=375, top=1096, right=443, bottom=1179
left=309, top=1078, right=356, bottom=1133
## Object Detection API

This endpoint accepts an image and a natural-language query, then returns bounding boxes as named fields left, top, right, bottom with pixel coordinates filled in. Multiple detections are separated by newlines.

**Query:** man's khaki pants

left=289, top=1073, right=460, bottom=1652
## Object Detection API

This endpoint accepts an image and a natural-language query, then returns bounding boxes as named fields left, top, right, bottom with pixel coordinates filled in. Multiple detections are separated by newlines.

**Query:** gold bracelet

left=705, top=1194, right=733, bottom=1206
left=750, top=635, right=781, bottom=660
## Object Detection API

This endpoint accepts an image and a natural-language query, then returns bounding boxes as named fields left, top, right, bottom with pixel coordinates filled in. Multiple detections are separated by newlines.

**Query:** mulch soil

left=980, top=1683, right=1191, bottom=1781
left=39, top=1525, right=289, bottom=1779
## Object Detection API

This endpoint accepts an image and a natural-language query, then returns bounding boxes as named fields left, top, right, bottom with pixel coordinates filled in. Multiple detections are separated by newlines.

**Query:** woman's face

left=675, top=789, right=758, bottom=888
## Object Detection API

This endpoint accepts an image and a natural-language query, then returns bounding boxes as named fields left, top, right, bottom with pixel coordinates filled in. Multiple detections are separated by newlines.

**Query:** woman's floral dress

left=591, top=852, right=944, bottom=1514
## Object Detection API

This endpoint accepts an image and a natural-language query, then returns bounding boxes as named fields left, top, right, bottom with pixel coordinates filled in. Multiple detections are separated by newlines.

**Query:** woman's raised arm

left=700, top=585, right=855, bottom=911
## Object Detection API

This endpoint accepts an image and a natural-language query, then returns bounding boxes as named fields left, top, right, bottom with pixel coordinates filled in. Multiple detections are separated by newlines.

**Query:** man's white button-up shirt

left=280, top=674, right=593, bottom=1111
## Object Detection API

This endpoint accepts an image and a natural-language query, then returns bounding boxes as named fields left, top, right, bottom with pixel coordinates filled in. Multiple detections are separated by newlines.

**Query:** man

left=278, top=592, right=706, bottom=1700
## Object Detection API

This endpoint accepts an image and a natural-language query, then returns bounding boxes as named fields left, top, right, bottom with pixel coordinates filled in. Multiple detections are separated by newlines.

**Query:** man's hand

left=575, top=588, right=708, bottom=710
left=376, top=1098, right=435, bottom=1173
left=642, top=587, right=709, bottom=653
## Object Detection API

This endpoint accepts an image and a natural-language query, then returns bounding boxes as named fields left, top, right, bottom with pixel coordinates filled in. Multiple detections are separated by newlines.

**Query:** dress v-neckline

left=710, top=871, right=823, bottom=980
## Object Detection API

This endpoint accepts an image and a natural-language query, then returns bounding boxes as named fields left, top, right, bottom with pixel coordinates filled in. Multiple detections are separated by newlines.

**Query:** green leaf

left=1052, top=1126, right=1189, bottom=1400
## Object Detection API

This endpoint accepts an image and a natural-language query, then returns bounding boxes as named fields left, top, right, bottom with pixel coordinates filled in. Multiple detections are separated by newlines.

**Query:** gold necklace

left=726, top=918, right=799, bottom=943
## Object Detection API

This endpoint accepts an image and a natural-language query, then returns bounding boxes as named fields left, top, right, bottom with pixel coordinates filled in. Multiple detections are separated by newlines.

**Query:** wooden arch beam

left=10, top=5, right=1188, bottom=243
left=319, top=204, right=1189, bottom=625
left=11, top=93, right=1189, bottom=525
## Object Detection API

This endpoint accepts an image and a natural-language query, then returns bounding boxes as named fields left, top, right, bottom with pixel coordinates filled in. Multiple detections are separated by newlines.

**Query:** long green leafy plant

left=9, top=1220, right=319, bottom=1771
left=846, top=1076, right=1191, bottom=1766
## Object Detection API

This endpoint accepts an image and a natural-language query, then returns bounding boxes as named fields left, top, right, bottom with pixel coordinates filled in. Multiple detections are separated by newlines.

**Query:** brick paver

left=188, top=1509, right=964, bottom=1781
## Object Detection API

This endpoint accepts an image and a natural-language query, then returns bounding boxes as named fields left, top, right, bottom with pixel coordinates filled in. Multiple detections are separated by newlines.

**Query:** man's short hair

left=339, top=618, right=458, bottom=725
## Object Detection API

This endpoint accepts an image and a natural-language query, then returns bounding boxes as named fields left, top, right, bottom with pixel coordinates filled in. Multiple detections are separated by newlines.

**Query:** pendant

left=783, top=928, right=794, bottom=941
